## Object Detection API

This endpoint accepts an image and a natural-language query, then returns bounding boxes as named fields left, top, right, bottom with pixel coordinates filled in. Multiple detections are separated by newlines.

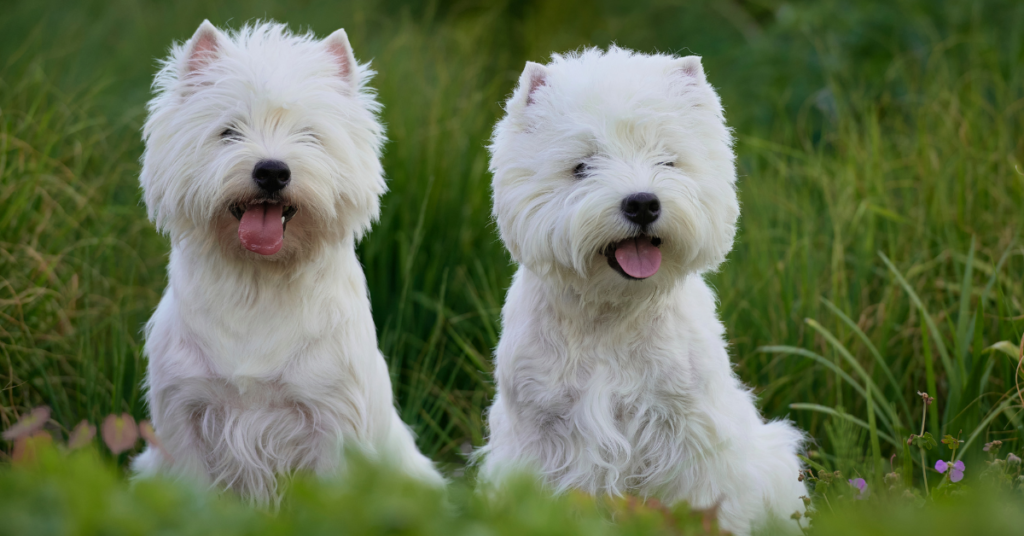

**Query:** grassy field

left=2, top=0, right=1024, bottom=526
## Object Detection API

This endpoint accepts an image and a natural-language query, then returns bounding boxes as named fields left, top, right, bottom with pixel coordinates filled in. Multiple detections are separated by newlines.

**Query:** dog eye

left=658, top=161, right=675, bottom=167
left=221, top=128, right=242, bottom=141
left=573, top=162, right=590, bottom=179
left=298, top=128, right=322, bottom=146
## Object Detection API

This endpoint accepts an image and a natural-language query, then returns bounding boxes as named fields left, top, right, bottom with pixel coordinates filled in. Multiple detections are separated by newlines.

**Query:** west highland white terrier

left=132, top=20, right=442, bottom=504
left=477, top=47, right=807, bottom=535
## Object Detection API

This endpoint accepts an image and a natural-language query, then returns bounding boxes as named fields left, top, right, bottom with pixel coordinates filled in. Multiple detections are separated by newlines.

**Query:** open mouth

left=229, top=202, right=297, bottom=256
left=603, top=235, right=662, bottom=280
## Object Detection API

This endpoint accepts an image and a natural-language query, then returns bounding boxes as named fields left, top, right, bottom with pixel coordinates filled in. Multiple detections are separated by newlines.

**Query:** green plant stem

left=920, top=400, right=929, bottom=496
left=921, top=448, right=930, bottom=496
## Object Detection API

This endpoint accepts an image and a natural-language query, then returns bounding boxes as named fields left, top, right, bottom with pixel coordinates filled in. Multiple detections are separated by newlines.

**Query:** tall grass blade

left=789, top=403, right=898, bottom=448
left=759, top=345, right=897, bottom=437
left=820, top=298, right=912, bottom=425
left=880, top=252, right=957, bottom=394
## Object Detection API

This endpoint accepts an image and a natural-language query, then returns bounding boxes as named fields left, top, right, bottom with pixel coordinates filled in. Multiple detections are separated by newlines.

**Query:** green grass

left=1, top=444, right=732, bottom=536
left=2, top=0, right=1024, bottom=524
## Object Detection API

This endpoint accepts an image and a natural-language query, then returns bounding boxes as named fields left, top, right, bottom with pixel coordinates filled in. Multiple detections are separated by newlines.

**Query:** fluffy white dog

left=132, top=20, right=442, bottom=504
left=477, top=47, right=807, bottom=535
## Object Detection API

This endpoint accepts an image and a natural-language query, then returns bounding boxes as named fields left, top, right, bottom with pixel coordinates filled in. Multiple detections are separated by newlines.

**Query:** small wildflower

left=951, top=462, right=965, bottom=483
left=884, top=472, right=900, bottom=485
left=797, top=473, right=804, bottom=482
left=848, top=478, right=868, bottom=498
left=1008, top=453, right=1022, bottom=466
left=11, top=431, right=52, bottom=464
left=790, top=511, right=802, bottom=521
left=800, top=496, right=812, bottom=506
left=935, top=459, right=965, bottom=482
left=67, top=420, right=96, bottom=450
left=2, top=407, right=51, bottom=441
left=983, top=440, right=1003, bottom=452
left=101, top=413, right=139, bottom=455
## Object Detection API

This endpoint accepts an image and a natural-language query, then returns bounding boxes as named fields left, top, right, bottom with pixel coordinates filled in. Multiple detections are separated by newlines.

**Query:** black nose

left=621, top=192, right=660, bottom=226
left=253, top=159, right=291, bottom=193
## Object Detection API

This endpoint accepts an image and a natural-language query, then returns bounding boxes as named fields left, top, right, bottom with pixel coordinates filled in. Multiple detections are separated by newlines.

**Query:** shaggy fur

left=477, top=47, right=808, bottom=535
left=132, top=20, right=442, bottom=504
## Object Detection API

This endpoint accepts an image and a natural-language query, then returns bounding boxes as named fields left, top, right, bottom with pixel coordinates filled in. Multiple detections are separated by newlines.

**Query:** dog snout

left=621, top=192, right=660, bottom=226
left=253, top=159, right=291, bottom=193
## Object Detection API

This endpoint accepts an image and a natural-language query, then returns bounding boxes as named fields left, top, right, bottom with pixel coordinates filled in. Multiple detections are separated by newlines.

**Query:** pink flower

left=935, top=459, right=965, bottom=482
left=848, top=478, right=867, bottom=498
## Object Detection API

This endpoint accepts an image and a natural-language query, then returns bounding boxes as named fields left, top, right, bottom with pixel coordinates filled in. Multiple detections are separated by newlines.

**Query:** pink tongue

left=614, top=238, right=662, bottom=279
left=238, top=204, right=284, bottom=255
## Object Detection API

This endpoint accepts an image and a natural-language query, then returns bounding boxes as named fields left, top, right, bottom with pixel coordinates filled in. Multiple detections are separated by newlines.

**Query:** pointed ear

left=519, top=62, right=549, bottom=106
left=507, top=61, right=549, bottom=120
left=323, top=28, right=359, bottom=87
left=184, top=20, right=224, bottom=74
left=674, top=55, right=706, bottom=83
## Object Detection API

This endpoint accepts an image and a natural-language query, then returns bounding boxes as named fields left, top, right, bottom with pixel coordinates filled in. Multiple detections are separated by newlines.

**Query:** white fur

left=132, top=20, right=442, bottom=505
left=477, top=47, right=807, bottom=535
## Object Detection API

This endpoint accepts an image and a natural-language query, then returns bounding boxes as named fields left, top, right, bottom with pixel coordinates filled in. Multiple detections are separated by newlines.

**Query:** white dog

left=132, top=20, right=442, bottom=504
left=477, top=47, right=807, bottom=535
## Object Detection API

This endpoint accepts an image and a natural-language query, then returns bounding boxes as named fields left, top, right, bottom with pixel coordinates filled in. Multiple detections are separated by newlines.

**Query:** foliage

left=0, top=426, right=726, bottom=536
left=4, top=420, right=1024, bottom=536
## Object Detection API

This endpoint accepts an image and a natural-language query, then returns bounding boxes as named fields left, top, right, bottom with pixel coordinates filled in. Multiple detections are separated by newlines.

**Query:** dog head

left=490, top=47, right=739, bottom=299
left=140, top=21, right=385, bottom=263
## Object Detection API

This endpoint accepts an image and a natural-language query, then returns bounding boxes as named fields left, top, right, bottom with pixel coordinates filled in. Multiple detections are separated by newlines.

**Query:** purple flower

left=1008, top=453, right=1021, bottom=466
left=935, top=460, right=965, bottom=482
left=848, top=478, right=867, bottom=498
left=983, top=440, right=1002, bottom=452
left=950, top=461, right=965, bottom=482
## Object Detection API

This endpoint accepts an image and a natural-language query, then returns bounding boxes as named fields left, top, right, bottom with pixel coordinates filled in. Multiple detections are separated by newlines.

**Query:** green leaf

left=790, top=403, right=899, bottom=448
left=987, top=341, right=1022, bottom=359
left=913, top=432, right=937, bottom=451
left=799, top=454, right=829, bottom=474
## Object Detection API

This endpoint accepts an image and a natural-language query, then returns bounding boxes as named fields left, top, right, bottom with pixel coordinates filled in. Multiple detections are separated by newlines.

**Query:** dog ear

left=323, top=28, right=359, bottom=88
left=507, top=61, right=549, bottom=121
left=673, top=55, right=706, bottom=83
left=507, top=60, right=548, bottom=111
left=184, top=20, right=224, bottom=75
left=522, top=62, right=549, bottom=105
left=519, top=62, right=549, bottom=107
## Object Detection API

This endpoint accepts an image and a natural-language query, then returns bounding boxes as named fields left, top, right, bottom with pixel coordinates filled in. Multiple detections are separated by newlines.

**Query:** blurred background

left=1, top=0, right=1022, bottom=476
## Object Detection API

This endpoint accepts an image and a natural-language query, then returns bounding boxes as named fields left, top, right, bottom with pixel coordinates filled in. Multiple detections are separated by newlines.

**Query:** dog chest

left=157, top=376, right=350, bottom=502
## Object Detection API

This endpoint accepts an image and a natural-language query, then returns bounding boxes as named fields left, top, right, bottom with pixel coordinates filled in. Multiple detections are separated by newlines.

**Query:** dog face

left=140, top=21, right=385, bottom=263
left=490, top=47, right=739, bottom=298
